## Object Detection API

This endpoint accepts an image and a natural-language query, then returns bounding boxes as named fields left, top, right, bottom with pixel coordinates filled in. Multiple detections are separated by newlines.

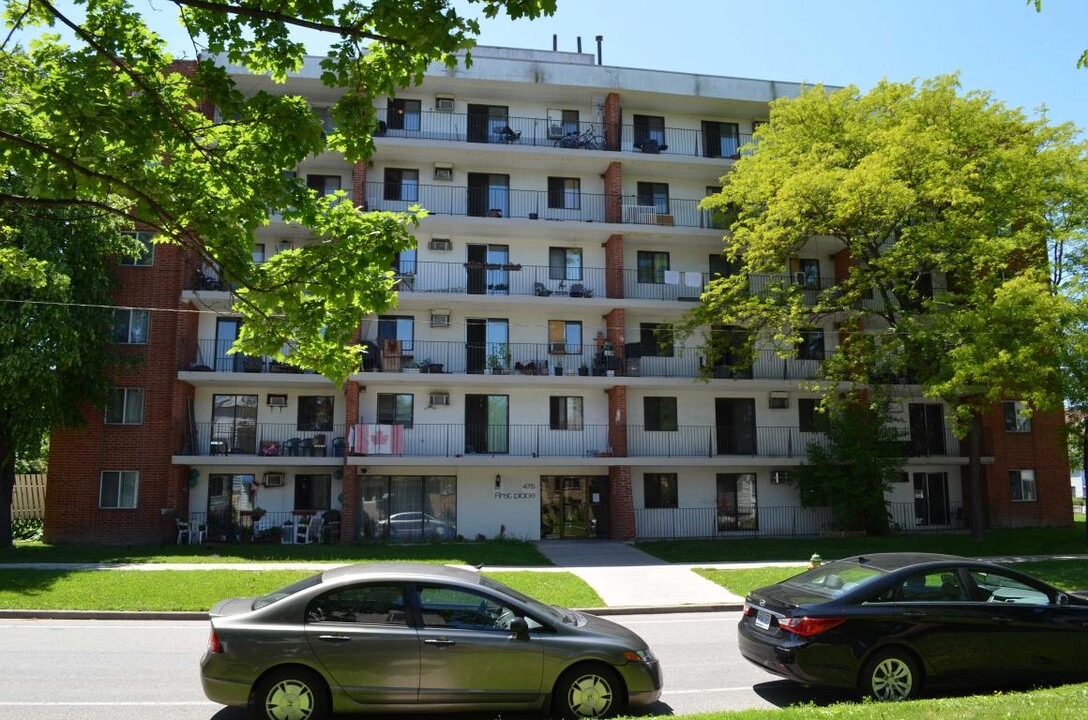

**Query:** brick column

left=603, top=233, right=624, bottom=299
left=602, top=92, right=622, bottom=152
left=607, top=385, right=628, bottom=458
left=352, top=161, right=368, bottom=210
left=339, top=381, right=363, bottom=542
left=608, top=465, right=635, bottom=540
left=832, top=248, right=854, bottom=284
left=604, top=308, right=626, bottom=363
left=603, top=161, right=623, bottom=224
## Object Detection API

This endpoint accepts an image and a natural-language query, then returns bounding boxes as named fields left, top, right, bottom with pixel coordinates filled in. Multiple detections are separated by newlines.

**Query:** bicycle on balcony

left=555, top=127, right=605, bottom=150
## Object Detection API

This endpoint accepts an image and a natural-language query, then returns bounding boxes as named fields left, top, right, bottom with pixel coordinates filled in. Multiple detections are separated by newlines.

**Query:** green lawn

left=0, top=568, right=601, bottom=611
left=0, top=538, right=550, bottom=566
left=634, top=683, right=1087, bottom=720
left=695, top=559, right=1088, bottom=598
left=639, top=522, right=1088, bottom=564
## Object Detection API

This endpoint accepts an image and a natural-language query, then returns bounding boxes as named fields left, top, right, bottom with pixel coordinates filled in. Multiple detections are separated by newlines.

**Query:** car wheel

left=862, top=649, right=921, bottom=701
left=554, top=663, right=625, bottom=719
left=252, top=667, right=330, bottom=720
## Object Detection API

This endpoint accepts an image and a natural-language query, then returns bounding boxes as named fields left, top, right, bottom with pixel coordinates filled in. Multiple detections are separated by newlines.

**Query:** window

left=549, top=247, right=583, bottom=281
left=636, top=182, right=670, bottom=214
left=644, top=473, right=678, bottom=509
left=1003, top=401, right=1032, bottom=432
left=306, top=174, right=341, bottom=197
left=298, top=396, right=334, bottom=432
left=790, top=258, right=820, bottom=288
left=644, top=397, right=678, bottom=432
left=294, top=474, right=332, bottom=511
left=796, top=328, right=825, bottom=361
left=105, top=388, right=143, bottom=425
left=119, top=231, right=155, bottom=266
left=717, top=473, right=757, bottom=531
left=702, top=121, right=741, bottom=158
left=387, top=99, right=421, bottom=131
left=418, top=585, right=521, bottom=631
left=798, top=398, right=821, bottom=432
left=377, top=315, right=414, bottom=352
left=100, top=470, right=138, bottom=509
left=548, top=320, right=582, bottom=354
left=639, top=323, right=674, bottom=357
left=968, top=568, right=1049, bottom=605
left=633, top=114, right=666, bottom=145
left=637, top=251, right=669, bottom=284
left=308, top=583, right=409, bottom=625
left=895, top=570, right=970, bottom=602
left=547, top=177, right=581, bottom=209
left=394, top=248, right=417, bottom=275
left=1009, top=469, right=1037, bottom=502
left=111, top=309, right=149, bottom=344
left=550, top=396, right=584, bottom=430
left=383, top=168, right=419, bottom=202
left=378, top=393, right=414, bottom=428
left=252, top=244, right=266, bottom=263
left=709, top=253, right=742, bottom=279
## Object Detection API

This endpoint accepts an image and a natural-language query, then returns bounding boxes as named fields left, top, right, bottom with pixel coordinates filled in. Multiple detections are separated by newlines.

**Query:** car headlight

left=622, top=648, right=656, bottom=663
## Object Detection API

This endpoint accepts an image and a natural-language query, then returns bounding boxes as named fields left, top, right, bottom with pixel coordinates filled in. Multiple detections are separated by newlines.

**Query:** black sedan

left=738, top=552, right=1088, bottom=700
left=201, top=562, right=661, bottom=720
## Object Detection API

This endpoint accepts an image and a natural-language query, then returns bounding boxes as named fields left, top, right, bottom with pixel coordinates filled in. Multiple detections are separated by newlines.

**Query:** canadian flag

left=350, top=424, right=404, bottom=455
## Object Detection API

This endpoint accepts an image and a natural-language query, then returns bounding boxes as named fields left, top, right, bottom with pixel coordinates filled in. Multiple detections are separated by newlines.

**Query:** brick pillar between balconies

left=604, top=308, right=626, bottom=363
left=352, top=161, right=368, bottom=210
left=608, top=465, right=635, bottom=540
left=603, top=234, right=624, bottom=299
left=603, top=161, right=622, bottom=224
left=603, top=92, right=621, bottom=152
left=607, top=385, right=628, bottom=458
left=832, top=248, right=854, bottom=284
left=339, top=381, right=363, bottom=542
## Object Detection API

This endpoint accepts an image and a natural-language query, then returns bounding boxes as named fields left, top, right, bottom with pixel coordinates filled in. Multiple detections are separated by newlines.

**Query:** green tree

left=0, top=181, right=131, bottom=548
left=795, top=395, right=906, bottom=535
left=1, top=0, right=556, bottom=383
left=692, top=75, right=1088, bottom=540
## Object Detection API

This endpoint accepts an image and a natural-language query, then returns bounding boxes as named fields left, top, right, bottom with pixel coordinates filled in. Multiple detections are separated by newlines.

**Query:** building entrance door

left=540, top=476, right=609, bottom=539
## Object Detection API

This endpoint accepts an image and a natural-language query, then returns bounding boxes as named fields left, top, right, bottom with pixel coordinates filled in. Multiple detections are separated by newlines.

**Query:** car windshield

left=479, top=574, right=572, bottom=625
left=253, top=573, right=323, bottom=610
left=783, top=560, right=887, bottom=599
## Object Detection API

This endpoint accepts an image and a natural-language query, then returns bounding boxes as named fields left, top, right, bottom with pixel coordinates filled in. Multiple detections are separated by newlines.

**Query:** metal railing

left=627, top=425, right=830, bottom=458
left=635, top=501, right=966, bottom=539
left=347, top=423, right=611, bottom=457
left=185, top=423, right=346, bottom=457
left=619, top=125, right=755, bottom=158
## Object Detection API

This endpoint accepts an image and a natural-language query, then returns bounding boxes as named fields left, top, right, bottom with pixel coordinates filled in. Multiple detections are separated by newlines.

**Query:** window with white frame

left=548, top=320, right=582, bottom=354
left=105, top=388, right=143, bottom=425
left=119, top=231, right=155, bottom=266
left=549, top=396, right=584, bottom=430
left=547, top=177, right=581, bottom=210
left=548, top=247, right=582, bottom=281
left=383, top=168, right=419, bottom=202
left=377, top=393, right=414, bottom=428
left=99, top=470, right=138, bottom=508
left=1009, top=469, right=1037, bottom=502
left=1003, top=401, right=1032, bottom=432
left=306, top=174, right=341, bottom=197
left=111, top=309, right=149, bottom=344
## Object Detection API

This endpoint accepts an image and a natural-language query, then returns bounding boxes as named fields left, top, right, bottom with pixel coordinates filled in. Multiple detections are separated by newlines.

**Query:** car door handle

left=899, top=610, right=926, bottom=617
left=989, top=616, right=1013, bottom=624
left=317, top=635, right=352, bottom=643
left=424, top=638, right=456, bottom=647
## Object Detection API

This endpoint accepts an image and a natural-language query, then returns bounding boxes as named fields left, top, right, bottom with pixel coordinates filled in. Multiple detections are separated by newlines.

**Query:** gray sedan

left=200, top=563, right=662, bottom=720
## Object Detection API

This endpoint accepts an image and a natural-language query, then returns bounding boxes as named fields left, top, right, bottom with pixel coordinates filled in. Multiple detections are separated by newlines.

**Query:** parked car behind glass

left=201, top=562, right=661, bottom=719
left=738, top=552, right=1088, bottom=700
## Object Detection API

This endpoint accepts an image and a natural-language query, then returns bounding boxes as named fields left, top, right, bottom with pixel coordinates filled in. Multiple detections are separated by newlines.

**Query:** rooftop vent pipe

left=596, top=35, right=603, bottom=65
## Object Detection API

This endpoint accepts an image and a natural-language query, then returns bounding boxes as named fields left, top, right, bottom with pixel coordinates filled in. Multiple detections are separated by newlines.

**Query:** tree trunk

left=1082, top=424, right=1088, bottom=539
left=968, top=411, right=986, bottom=541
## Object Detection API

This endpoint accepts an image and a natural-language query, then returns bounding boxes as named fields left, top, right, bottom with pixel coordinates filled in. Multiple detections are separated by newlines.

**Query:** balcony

left=363, top=181, right=721, bottom=229
left=185, top=423, right=346, bottom=457
left=371, top=107, right=755, bottom=161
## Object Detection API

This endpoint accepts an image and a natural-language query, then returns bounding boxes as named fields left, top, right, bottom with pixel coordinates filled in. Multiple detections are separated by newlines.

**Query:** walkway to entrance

left=535, top=540, right=743, bottom=609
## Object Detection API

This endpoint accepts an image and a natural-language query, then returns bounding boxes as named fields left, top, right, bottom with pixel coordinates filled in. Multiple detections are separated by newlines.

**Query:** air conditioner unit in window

left=428, top=237, right=452, bottom=251
left=263, top=472, right=284, bottom=488
left=549, top=342, right=567, bottom=354
left=266, top=394, right=288, bottom=408
left=771, top=471, right=790, bottom=485
left=433, top=167, right=453, bottom=181
left=768, top=392, right=789, bottom=409
left=435, top=95, right=454, bottom=112
left=430, top=313, right=450, bottom=328
left=548, top=124, right=566, bottom=139
left=429, top=391, right=450, bottom=406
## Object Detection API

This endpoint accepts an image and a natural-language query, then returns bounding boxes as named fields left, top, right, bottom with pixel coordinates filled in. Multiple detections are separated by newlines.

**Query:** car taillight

left=207, top=629, right=223, bottom=654
left=742, top=600, right=754, bottom=616
left=777, top=616, right=846, bottom=637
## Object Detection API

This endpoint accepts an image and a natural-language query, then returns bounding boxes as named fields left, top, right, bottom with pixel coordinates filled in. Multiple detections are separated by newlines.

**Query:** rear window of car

left=783, top=561, right=887, bottom=599
left=253, top=573, right=323, bottom=610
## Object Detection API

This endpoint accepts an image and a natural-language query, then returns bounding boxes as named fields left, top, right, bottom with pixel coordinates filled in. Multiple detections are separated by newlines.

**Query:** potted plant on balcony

left=403, top=360, right=421, bottom=374
left=487, top=347, right=511, bottom=374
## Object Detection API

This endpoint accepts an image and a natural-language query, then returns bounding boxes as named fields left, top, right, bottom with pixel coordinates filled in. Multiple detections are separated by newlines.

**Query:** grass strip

left=0, top=568, right=599, bottom=611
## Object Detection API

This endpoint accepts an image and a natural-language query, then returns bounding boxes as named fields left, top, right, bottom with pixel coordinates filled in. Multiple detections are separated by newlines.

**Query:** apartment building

left=45, top=47, right=1072, bottom=545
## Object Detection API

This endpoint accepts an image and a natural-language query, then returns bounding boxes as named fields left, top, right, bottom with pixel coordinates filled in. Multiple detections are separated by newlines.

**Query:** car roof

left=833, top=552, right=974, bottom=572
left=319, top=562, right=485, bottom=586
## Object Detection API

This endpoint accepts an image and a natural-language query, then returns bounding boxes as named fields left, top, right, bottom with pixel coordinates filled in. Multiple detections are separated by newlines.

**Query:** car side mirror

left=509, top=616, right=530, bottom=640
left=1056, top=592, right=1069, bottom=606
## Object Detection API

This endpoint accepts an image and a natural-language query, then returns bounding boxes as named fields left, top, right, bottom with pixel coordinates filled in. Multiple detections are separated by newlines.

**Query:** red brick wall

left=352, top=161, right=368, bottom=209
left=339, top=381, right=363, bottom=541
left=832, top=248, right=854, bottom=284
left=603, top=234, right=625, bottom=299
left=603, top=162, right=623, bottom=224
left=980, top=406, right=1071, bottom=528
left=602, top=92, right=621, bottom=152
left=608, top=465, right=635, bottom=540
left=46, top=240, right=192, bottom=545
left=607, top=386, right=628, bottom=458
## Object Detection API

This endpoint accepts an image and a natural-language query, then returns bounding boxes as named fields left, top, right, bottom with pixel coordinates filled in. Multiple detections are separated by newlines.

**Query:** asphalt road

left=0, top=613, right=852, bottom=719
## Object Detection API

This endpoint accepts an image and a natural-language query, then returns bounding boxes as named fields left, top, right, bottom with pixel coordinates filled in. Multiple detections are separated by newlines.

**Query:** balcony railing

left=186, top=423, right=346, bottom=457
left=627, top=425, right=829, bottom=458
left=635, top=501, right=965, bottom=540
left=347, top=423, right=612, bottom=458
left=370, top=107, right=756, bottom=161
left=363, top=181, right=717, bottom=229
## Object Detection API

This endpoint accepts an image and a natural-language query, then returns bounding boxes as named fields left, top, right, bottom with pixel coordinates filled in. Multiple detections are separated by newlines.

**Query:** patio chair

left=176, top=518, right=191, bottom=545
left=312, top=434, right=328, bottom=456
left=299, top=437, right=315, bottom=456
left=330, top=436, right=346, bottom=457
left=533, top=282, right=552, bottom=297
left=569, top=283, right=593, bottom=298
left=295, top=515, right=324, bottom=544
left=176, top=518, right=206, bottom=545
left=282, top=437, right=301, bottom=456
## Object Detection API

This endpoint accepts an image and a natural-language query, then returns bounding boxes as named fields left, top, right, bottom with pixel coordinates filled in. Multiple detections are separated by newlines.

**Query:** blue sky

left=451, top=0, right=1088, bottom=131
